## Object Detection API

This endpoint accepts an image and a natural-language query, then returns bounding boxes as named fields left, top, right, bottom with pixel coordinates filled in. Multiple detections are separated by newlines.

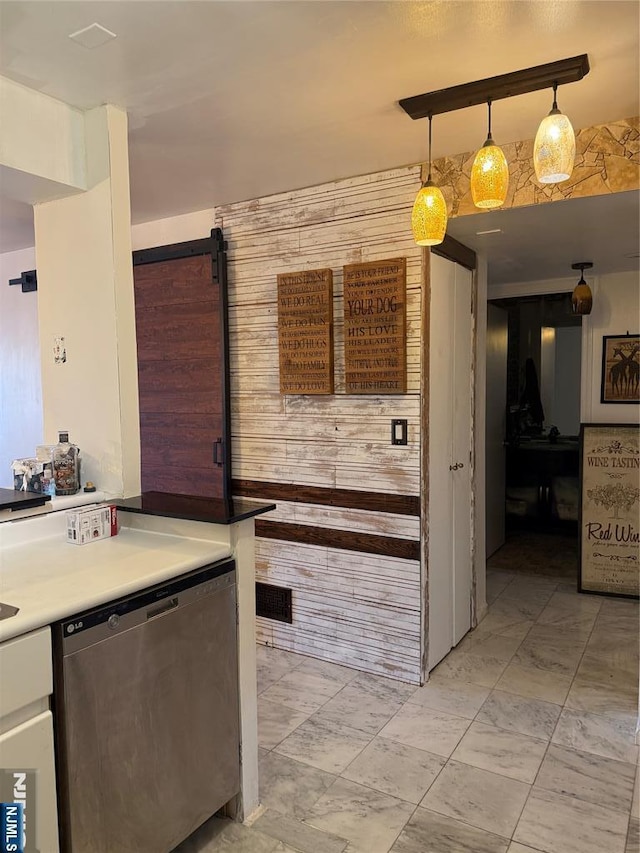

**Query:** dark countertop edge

left=112, top=494, right=276, bottom=525
left=0, top=489, right=51, bottom=512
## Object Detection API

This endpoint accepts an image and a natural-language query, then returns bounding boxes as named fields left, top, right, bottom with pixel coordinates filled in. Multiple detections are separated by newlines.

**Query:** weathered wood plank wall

left=216, top=166, right=424, bottom=682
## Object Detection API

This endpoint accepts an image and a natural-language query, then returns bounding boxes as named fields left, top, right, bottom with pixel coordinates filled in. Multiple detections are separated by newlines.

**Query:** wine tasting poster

left=579, top=423, right=640, bottom=597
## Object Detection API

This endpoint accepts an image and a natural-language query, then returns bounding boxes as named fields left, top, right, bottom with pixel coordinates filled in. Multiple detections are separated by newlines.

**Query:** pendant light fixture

left=471, top=99, right=509, bottom=209
left=534, top=83, right=576, bottom=183
left=411, top=114, right=448, bottom=246
left=571, top=261, right=593, bottom=315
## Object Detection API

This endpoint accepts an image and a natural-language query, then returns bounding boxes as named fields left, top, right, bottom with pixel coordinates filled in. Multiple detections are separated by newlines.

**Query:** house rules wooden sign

left=343, top=258, right=407, bottom=394
left=277, top=268, right=334, bottom=394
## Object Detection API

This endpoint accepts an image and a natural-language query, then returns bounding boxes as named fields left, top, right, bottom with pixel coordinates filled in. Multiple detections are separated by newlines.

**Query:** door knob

left=458, top=462, right=464, bottom=469
left=449, top=463, right=459, bottom=471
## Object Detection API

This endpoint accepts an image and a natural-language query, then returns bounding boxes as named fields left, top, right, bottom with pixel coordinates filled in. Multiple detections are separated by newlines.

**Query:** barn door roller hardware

left=8, top=270, right=37, bottom=293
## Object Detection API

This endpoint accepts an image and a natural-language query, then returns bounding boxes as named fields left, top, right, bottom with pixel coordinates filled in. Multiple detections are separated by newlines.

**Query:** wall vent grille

left=256, top=582, right=293, bottom=623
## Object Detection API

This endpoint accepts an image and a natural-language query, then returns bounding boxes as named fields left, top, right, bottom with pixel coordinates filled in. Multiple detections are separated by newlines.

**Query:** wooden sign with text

left=343, top=258, right=407, bottom=394
left=278, top=268, right=334, bottom=395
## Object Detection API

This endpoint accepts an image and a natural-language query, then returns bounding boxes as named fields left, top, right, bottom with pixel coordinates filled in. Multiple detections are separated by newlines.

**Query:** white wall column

left=33, top=105, right=140, bottom=497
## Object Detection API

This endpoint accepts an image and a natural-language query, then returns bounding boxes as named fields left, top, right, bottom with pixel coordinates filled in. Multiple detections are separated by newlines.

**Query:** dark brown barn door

left=133, top=229, right=231, bottom=499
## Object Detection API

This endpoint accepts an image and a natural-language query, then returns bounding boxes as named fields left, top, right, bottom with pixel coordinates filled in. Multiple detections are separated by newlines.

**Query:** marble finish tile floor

left=177, top=544, right=639, bottom=853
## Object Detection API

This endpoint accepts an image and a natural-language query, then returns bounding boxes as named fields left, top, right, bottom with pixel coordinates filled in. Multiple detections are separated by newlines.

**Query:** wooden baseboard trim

left=233, top=479, right=419, bottom=516
left=255, top=519, right=420, bottom=560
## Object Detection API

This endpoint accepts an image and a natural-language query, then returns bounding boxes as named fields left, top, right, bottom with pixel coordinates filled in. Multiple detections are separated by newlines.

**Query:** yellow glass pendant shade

left=571, top=262, right=593, bottom=315
left=411, top=181, right=447, bottom=246
left=534, top=86, right=576, bottom=184
left=571, top=280, right=593, bottom=315
left=471, top=139, right=509, bottom=209
left=534, top=110, right=575, bottom=183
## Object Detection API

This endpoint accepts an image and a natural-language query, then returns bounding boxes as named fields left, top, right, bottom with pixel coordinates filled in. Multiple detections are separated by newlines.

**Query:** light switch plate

left=391, top=419, right=408, bottom=445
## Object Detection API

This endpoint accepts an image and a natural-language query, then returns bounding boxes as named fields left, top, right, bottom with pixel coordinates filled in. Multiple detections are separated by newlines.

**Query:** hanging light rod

left=399, top=54, right=589, bottom=120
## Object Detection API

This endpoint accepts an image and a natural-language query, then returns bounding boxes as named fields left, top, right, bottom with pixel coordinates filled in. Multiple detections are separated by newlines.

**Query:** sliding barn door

left=132, top=231, right=231, bottom=499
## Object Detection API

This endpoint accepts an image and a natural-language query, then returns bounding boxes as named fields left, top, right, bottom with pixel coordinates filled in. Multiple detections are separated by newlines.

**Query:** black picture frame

left=600, top=333, right=640, bottom=404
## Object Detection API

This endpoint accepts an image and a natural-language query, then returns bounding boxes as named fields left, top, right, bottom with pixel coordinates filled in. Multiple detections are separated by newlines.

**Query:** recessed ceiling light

left=475, top=228, right=502, bottom=236
left=69, top=23, right=117, bottom=49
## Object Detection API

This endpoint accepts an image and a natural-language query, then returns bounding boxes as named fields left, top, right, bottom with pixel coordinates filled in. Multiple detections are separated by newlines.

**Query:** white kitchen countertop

left=0, top=513, right=232, bottom=642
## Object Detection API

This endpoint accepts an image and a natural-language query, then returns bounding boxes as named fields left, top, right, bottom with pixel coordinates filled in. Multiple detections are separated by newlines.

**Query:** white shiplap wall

left=216, top=166, right=424, bottom=682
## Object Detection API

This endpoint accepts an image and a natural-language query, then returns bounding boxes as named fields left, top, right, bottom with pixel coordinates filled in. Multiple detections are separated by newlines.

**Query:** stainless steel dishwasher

left=52, top=559, right=239, bottom=853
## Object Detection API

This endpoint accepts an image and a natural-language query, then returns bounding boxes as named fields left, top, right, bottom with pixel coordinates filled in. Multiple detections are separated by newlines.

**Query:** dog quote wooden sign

left=343, top=258, right=407, bottom=395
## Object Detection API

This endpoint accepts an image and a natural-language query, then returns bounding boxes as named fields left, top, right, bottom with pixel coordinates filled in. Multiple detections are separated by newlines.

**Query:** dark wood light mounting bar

left=399, top=54, right=590, bottom=120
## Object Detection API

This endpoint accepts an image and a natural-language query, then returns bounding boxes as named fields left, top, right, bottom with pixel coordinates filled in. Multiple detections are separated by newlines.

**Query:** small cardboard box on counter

left=67, top=505, right=118, bottom=545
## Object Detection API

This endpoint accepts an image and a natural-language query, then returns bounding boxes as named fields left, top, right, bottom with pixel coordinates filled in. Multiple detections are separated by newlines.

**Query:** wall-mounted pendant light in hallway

left=571, top=261, right=593, bottom=315
left=534, top=83, right=576, bottom=183
left=411, top=114, right=447, bottom=246
left=471, top=100, right=509, bottom=209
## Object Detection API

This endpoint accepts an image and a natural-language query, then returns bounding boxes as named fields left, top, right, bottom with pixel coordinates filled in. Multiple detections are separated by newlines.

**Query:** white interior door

left=452, top=267, right=473, bottom=645
left=428, top=255, right=455, bottom=670
left=428, top=254, right=473, bottom=670
left=485, top=303, right=508, bottom=557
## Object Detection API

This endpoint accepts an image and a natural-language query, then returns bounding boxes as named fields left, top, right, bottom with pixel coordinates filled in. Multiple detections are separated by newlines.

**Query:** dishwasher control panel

left=57, top=559, right=235, bottom=652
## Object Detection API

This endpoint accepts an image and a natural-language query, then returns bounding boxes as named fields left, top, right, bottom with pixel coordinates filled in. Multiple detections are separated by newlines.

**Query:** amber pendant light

left=571, top=261, right=593, bottom=315
left=534, top=83, right=576, bottom=183
left=471, top=99, right=509, bottom=209
left=411, top=114, right=448, bottom=246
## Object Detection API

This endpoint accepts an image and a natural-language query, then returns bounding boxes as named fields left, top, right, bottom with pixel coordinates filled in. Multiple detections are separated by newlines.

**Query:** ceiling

left=447, top=190, right=640, bottom=284
left=0, top=1, right=638, bottom=252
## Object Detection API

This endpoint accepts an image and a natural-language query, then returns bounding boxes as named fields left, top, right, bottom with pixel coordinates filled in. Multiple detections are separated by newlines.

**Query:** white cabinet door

left=428, top=254, right=473, bottom=670
left=0, top=711, right=59, bottom=853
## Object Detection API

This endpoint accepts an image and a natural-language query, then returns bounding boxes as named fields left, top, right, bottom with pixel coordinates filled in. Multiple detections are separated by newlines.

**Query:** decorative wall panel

left=216, top=167, right=423, bottom=682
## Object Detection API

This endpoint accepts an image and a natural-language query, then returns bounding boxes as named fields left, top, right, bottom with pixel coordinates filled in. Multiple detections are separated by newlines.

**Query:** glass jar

left=52, top=431, right=80, bottom=495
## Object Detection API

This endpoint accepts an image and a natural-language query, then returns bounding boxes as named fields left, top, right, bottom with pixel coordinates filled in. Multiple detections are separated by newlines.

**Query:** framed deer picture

left=600, top=334, right=640, bottom=404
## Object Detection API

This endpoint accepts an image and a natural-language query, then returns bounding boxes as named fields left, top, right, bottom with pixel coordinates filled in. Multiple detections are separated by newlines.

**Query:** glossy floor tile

left=273, top=715, right=371, bottom=774
left=304, top=777, right=415, bottom=853
left=179, top=533, right=638, bottom=853
left=341, top=736, right=446, bottom=804
left=258, top=750, right=336, bottom=819
left=391, top=807, right=510, bottom=853
left=513, top=787, right=629, bottom=853
left=420, top=759, right=530, bottom=837
left=534, top=743, right=636, bottom=814
left=452, top=721, right=547, bottom=783
left=378, top=702, right=471, bottom=757
left=476, top=689, right=562, bottom=741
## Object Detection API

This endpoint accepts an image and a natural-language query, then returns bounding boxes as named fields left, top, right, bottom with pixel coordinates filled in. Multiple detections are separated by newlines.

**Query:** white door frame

left=421, top=242, right=477, bottom=683
left=486, top=275, right=594, bottom=424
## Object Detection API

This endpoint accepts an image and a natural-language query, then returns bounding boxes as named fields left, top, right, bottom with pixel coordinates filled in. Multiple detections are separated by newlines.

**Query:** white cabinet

left=428, top=254, right=473, bottom=671
left=0, top=628, right=59, bottom=853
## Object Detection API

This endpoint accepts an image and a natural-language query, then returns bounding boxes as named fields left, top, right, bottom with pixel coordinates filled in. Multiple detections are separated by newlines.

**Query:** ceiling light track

left=399, top=55, right=589, bottom=120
